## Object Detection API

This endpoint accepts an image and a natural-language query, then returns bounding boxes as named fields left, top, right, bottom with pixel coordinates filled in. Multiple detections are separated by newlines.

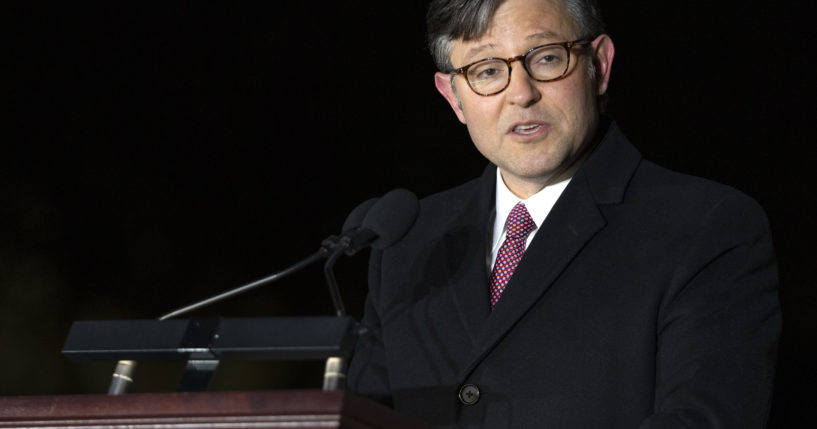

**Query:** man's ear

left=434, top=72, right=467, bottom=124
left=591, top=34, right=615, bottom=96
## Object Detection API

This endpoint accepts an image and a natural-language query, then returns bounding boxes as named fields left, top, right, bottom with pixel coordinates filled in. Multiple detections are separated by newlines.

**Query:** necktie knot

left=506, top=203, right=536, bottom=239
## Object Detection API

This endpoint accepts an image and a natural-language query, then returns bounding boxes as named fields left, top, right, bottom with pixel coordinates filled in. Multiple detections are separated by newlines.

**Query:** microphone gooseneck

left=321, top=198, right=377, bottom=317
left=160, top=196, right=387, bottom=322
left=158, top=250, right=326, bottom=321
left=107, top=190, right=419, bottom=395
left=321, top=188, right=419, bottom=390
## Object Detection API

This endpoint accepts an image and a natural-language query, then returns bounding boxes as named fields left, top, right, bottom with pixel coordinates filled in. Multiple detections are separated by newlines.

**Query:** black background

left=2, top=1, right=814, bottom=427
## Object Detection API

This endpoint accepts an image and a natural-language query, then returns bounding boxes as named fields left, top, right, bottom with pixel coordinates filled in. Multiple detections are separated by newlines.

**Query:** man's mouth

left=510, top=122, right=548, bottom=136
left=513, top=124, right=542, bottom=135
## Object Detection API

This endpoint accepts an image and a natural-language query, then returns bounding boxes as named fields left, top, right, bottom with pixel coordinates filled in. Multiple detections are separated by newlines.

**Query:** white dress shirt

left=489, top=168, right=571, bottom=271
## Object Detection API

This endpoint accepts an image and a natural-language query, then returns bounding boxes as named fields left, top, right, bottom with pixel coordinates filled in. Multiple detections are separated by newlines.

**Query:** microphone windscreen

left=342, top=197, right=379, bottom=233
left=362, top=188, right=419, bottom=250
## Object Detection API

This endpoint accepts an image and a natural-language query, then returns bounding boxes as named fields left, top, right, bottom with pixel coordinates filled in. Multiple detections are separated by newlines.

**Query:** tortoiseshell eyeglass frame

left=449, top=39, right=593, bottom=96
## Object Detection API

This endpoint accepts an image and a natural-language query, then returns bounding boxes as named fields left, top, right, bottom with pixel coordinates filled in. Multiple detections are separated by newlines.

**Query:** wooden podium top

left=0, top=390, right=428, bottom=429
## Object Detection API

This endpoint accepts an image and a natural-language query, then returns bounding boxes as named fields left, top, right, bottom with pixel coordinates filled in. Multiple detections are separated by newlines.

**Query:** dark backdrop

left=2, top=2, right=814, bottom=427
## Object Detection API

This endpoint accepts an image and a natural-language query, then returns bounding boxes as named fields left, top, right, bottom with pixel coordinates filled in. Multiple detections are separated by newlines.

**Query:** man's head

left=427, top=0, right=615, bottom=198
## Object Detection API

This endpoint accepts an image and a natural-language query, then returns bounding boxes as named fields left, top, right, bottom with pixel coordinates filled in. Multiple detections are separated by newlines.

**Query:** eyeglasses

left=450, top=39, right=592, bottom=96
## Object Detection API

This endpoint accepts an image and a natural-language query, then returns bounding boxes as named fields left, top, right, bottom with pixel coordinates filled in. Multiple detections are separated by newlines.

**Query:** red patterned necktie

left=489, top=202, right=536, bottom=308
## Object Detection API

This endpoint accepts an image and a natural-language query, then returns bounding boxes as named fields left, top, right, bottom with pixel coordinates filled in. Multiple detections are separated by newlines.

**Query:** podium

left=0, top=390, right=428, bottom=428
left=17, top=317, right=429, bottom=428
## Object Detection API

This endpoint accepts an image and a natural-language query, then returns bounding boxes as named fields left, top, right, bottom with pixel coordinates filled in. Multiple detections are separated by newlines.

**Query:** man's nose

left=505, top=64, right=541, bottom=107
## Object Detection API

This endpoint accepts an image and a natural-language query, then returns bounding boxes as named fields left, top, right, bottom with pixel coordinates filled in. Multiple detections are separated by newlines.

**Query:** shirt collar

left=492, top=168, right=571, bottom=247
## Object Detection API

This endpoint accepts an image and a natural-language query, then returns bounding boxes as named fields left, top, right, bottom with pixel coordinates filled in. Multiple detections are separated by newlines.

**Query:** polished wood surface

left=0, top=390, right=427, bottom=429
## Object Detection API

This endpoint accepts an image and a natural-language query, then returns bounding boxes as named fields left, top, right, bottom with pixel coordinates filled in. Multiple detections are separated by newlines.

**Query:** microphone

left=323, top=189, right=419, bottom=316
left=342, top=197, right=379, bottom=233
left=362, top=188, right=420, bottom=249
left=107, top=197, right=378, bottom=395
left=341, top=188, right=420, bottom=255
left=319, top=197, right=379, bottom=254
left=321, top=188, right=419, bottom=391
left=106, top=191, right=418, bottom=395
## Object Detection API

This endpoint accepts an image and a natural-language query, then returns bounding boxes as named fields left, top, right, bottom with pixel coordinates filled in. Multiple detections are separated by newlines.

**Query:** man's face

left=435, top=0, right=614, bottom=198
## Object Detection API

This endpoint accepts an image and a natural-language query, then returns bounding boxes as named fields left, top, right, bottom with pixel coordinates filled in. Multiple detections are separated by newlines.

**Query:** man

left=347, top=0, right=781, bottom=427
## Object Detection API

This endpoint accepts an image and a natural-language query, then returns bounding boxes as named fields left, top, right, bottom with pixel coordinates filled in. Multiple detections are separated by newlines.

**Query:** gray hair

left=426, top=0, right=606, bottom=72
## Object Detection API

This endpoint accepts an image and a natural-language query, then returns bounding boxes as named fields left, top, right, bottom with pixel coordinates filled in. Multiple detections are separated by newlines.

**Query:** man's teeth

left=514, top=124, right=540, bottom=134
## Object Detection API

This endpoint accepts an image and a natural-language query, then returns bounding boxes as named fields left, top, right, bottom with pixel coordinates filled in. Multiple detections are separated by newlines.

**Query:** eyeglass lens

left=466, top=45, right=569, bottom=95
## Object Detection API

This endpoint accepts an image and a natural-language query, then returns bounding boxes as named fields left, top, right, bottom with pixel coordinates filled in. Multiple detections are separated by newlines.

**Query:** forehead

left=451, top=0, right=579, bottom=64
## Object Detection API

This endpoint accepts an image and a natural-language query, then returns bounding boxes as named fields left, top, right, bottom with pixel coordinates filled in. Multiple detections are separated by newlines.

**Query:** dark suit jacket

left=347, top=121, right=781, bottom=428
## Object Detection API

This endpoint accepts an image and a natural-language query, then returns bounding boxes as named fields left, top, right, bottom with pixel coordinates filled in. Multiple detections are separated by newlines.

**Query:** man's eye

left=530, top=48, right=566, bottom=67
left=476, top=68, right=500, bottom=79
left=470, top=62, right=506, bottom=82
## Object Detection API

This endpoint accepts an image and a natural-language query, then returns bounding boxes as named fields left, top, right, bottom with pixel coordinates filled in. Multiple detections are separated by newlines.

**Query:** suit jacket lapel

left=458, top=120, right=642, bottom=379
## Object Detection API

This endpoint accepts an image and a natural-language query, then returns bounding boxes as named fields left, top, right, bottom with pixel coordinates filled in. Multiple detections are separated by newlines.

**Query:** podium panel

left=0, top=390, right=427, bottom=429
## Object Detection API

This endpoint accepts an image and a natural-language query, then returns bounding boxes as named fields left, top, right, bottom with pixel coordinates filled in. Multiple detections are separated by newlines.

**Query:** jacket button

left=458, top=384, right=480, bottom=405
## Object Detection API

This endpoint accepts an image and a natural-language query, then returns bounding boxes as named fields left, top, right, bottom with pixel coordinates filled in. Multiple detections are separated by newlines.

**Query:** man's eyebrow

left=525, top=31, right=562, bottom=42
left=463, top=43, right=498, bottom=63
left=460, top=31, right=565, bottom=64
